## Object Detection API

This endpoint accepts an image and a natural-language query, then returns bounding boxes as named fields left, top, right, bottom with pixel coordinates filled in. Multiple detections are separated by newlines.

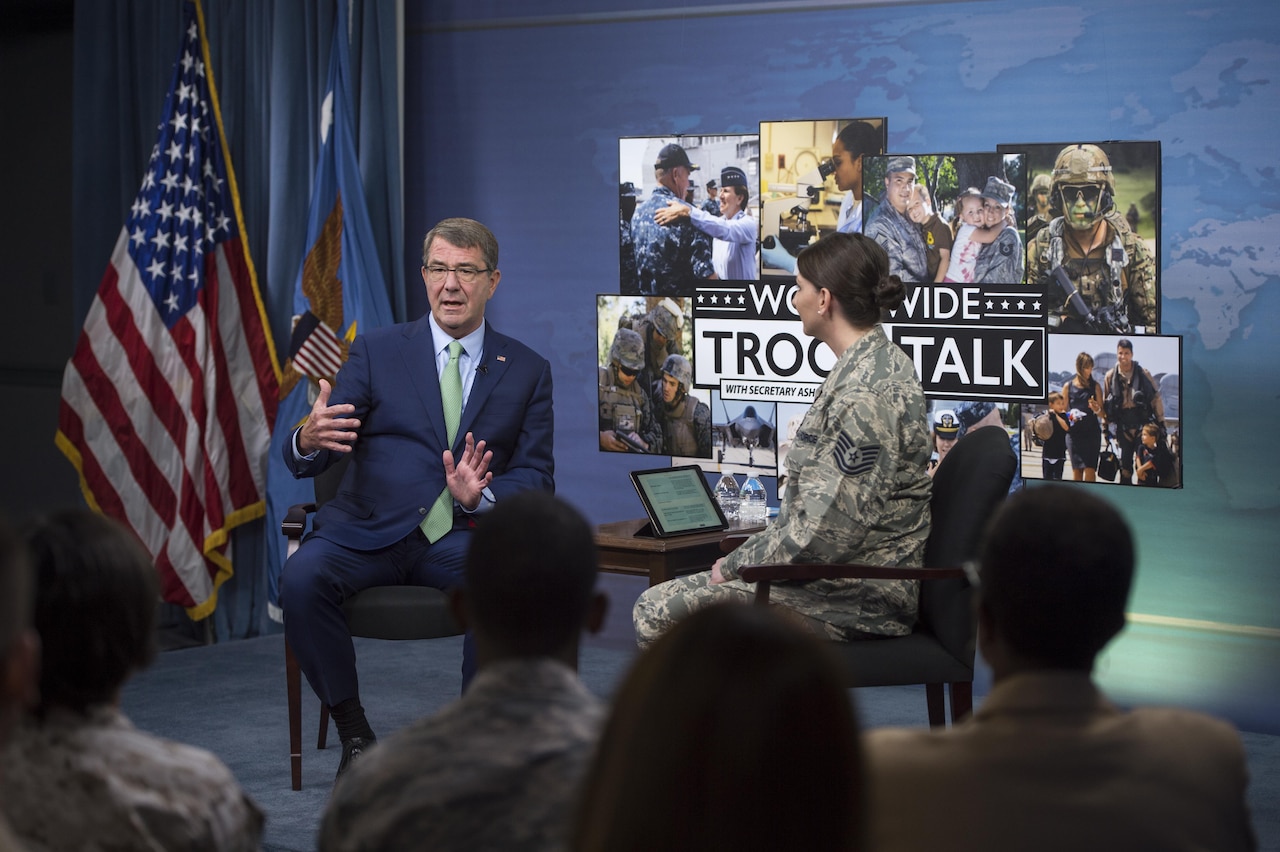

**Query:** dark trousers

left=1116, top=427, right=1141, bottom=485
left=282, top=526, right=472, bottom=708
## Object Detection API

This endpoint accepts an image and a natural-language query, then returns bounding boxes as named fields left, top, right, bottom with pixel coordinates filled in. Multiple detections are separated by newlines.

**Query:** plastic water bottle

left=714, top=473, right=740, bottom=521
left=738, top=475, right=767, bottom=524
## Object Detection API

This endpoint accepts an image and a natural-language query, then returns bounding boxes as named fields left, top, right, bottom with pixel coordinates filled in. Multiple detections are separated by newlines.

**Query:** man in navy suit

left=283, top=218, right=554, bottom=779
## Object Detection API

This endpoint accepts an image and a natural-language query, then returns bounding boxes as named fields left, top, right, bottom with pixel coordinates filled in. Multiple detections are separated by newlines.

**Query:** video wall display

left=604, top=126, right=1180, bottom=488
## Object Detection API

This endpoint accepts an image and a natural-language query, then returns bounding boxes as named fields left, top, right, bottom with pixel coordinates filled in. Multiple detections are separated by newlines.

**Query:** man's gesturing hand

left=444, top=432, right=494, bottom=511
left=297, top=379, right=360, bottom=455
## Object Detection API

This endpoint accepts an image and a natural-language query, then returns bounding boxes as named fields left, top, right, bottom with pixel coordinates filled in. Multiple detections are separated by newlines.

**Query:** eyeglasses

left=617, top=364, right=639, bottom=378
left=1059, top=184, right=1102, bottom=207
left=424, top=264, right=492, bottom=285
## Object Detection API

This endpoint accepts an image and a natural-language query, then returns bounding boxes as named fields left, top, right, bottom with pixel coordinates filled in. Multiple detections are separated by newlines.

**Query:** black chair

left=280, top=455, right=463, bottom=790
left=732, top=424, right=1016, bottom=727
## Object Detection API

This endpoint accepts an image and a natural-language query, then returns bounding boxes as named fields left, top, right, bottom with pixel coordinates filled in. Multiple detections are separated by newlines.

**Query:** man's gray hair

left=422, top=218, right=499, bottom=271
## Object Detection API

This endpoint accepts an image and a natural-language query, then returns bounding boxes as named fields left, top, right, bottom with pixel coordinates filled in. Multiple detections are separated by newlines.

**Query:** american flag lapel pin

left=497, top=355, right=507, bottom=362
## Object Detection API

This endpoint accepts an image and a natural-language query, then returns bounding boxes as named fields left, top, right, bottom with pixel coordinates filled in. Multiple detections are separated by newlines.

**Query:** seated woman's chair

left=731, top=424, right=1016, bottom=727
left=280, top=455, right=463, bottom=790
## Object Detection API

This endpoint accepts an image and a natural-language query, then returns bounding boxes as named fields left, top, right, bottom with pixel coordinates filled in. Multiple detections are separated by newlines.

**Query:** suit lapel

left=401, top=316, right=450, bottom=449
left=457, top=326, right=511, bottom=440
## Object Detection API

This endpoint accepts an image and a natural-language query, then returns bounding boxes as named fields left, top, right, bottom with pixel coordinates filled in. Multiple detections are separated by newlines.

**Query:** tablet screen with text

left=629, top=465, right=729, bottom=537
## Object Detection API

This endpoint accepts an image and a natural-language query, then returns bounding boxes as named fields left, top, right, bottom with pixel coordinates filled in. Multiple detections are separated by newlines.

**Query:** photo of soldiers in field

left=597, top=294, right=702, bottom=457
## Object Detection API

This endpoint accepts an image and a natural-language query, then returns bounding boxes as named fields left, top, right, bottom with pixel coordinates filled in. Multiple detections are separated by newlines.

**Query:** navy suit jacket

left=283, top=316, right=554, bottom=551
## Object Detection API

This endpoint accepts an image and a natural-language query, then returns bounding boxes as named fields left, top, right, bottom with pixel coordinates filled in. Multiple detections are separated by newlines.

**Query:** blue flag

left=265, top=17, right=394, bottom=622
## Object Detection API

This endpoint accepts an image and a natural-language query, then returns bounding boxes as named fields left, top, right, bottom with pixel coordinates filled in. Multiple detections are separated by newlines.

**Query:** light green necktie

left=421, top=340, right=463, bottom=542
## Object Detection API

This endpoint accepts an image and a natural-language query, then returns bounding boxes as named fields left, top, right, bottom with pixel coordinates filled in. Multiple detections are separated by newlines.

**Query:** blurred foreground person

left=321, top=493, right=608, bottom=852
left=575, top=602, right=865, bottom=852
left=865, top=487, right=1256, bottom=851
left=0, top=518, right=39, bottom=852
left=1, top=511, right=263, bottom=852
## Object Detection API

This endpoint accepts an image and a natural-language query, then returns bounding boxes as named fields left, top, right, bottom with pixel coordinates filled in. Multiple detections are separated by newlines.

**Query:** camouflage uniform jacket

left=0, top=706, right=263, bottom=852
left=656, top=392, right=713, bottom=457
left=0, top=817, right=20, bottom=852
left=630, top=185, right=715, bottom=295
left=1029, top=211, right=1157, bottom=331
left=722, top=325, right=933, bottom=637
left=599, top=364, right=662, bottom=452
left=865, top=202, right=930, bottom=284
left=618, top=313, right=679, bottom=397
left=320, top=658, right=604, bottom=852
left=974, top=223, right=1025, bottom=284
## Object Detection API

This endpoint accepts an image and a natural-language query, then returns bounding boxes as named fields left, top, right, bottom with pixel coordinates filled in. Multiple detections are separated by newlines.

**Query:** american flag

left=56, top=1, right=279, bottom=617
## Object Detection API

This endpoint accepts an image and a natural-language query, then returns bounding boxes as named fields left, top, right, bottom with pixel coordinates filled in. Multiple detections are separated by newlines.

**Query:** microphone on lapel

left=476, top=363, right=488, bottom=375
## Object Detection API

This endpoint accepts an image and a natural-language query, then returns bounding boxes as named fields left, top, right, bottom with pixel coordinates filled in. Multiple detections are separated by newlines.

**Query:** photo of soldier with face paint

left=1009, top=141, right=1161, bottom=336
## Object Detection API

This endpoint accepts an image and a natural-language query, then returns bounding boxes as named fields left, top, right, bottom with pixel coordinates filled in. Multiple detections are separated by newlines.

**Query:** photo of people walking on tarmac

left=1021, top=333, right=1180, bottom=487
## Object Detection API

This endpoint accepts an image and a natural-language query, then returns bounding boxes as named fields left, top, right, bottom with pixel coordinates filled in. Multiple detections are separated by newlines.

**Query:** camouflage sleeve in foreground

left=320, top=660, right=603, bottom=852
left=0, top=706, right=263, bottom=852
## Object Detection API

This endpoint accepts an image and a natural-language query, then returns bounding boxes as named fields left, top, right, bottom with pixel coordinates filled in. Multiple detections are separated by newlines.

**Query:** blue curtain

left=71, top=0, right=403, bottom=640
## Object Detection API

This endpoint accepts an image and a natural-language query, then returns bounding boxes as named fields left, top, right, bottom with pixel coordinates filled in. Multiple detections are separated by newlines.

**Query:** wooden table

left=594, top=518, right=766, bottom=586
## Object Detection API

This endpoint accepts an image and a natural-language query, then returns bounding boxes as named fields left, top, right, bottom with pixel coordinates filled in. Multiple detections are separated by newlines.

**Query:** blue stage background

left=403, top=0, right=1280, bottom=729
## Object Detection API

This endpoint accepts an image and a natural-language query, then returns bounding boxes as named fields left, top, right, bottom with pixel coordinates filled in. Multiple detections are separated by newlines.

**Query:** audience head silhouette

left=574, top=601, right=865, bottom=852
left=978, top=485, right=1134, bottom=674
left=3, top=510, right=264, bottom=849
left=24, top=510, right=159, bottom=714
left=321, top=492, right=607, bottom=852
left=0, top=517, right=38, bottom=739
left=458, top=492, right=606, bottom=666
left=864, top=485, right=1256, bottom=852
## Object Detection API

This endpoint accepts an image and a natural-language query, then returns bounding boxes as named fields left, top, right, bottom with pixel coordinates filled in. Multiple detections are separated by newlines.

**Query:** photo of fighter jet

left=711, top=393, right=777, bottom=473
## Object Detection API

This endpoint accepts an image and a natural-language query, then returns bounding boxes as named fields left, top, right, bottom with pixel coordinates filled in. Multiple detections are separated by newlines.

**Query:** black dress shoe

left=336, top=736, right=375, bottom=781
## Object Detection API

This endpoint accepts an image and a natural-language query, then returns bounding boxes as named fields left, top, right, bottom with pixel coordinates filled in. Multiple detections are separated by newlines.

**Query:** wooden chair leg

left=949, top=681, right=973, bottom=724
left=317, top=704, right=330, bottom=750
left=285, top=639, right=303, bottom=791
left=925, top=682, right=946, bottom=728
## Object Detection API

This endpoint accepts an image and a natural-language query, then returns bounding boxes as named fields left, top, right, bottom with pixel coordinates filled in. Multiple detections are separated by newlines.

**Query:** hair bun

left=875, top=273, right=907, bottom=310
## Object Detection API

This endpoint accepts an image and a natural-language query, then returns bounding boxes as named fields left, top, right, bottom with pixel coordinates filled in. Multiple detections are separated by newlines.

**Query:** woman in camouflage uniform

left=633, top=232, right=932, bottom=645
